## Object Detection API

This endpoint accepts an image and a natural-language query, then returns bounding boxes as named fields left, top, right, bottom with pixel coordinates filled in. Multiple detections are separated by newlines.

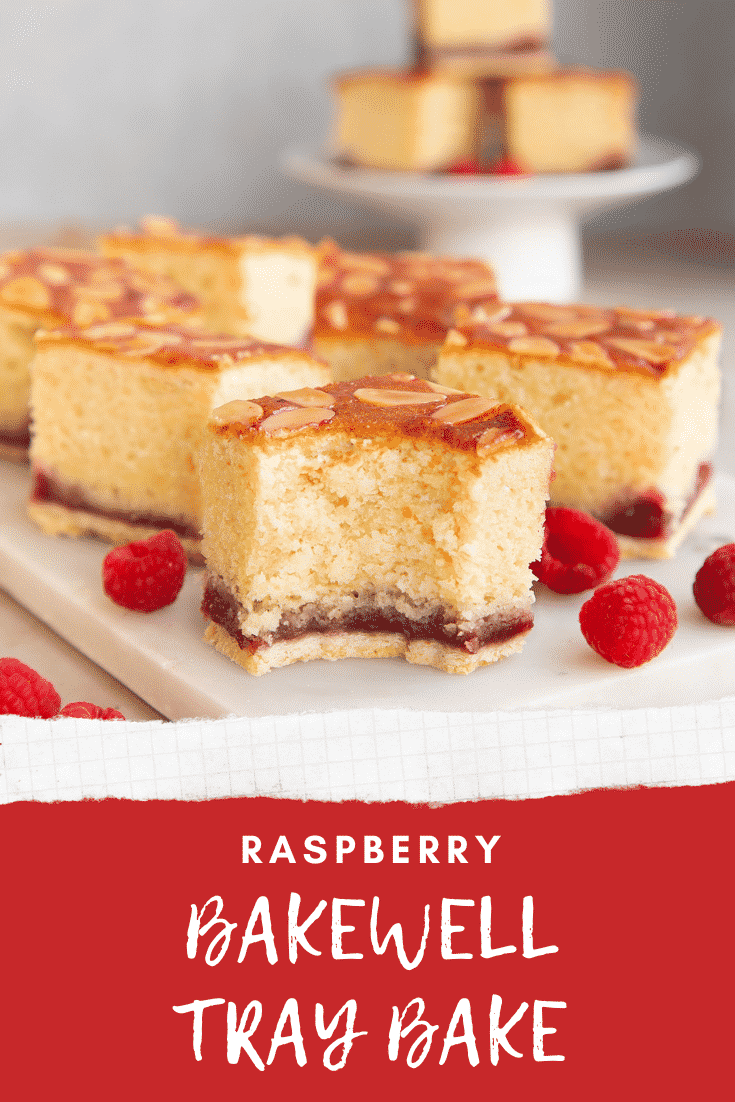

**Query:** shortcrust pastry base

left=614, top=481, right=716, bottom=561
left=204, top=621, right=531, bottom=676
left=27, top=500, right=202, bottom=562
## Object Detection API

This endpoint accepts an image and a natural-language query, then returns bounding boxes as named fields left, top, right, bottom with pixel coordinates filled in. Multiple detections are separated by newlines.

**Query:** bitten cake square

left=0, top=247, right=197, bottom=461
left=199, top=374, right=554, bottom=675
left=314, top=243, right=498, bottom=381
left=28, top=322, right=330, bottom=557
left=501, top=69, right=638, bottom=172
left=414, top=0, right=554, bottom=76
left=331, top=69, right=482, bottom=171
left=99, top=217, right=318, bottom=346
left=433, top=302, right=722, bottom=558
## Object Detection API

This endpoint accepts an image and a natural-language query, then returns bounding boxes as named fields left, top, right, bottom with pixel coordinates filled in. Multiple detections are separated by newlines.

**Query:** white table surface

left=1, top=239, right=733, bottom=722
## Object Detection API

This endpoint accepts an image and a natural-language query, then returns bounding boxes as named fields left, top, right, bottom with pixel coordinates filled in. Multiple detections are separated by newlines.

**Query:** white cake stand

left=282, top=136, right=698, bottom=302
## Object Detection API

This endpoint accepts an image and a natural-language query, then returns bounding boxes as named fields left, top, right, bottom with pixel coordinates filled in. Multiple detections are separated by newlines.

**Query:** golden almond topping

left=323, top=301, right=348, bottom=330
left=508, top=335, right=561, bottom=357
left=606, top=338, right=679, bottom=364
left=453, top=278, right=498, bottom=298
left=211, top=400, right=263, bottom=427
left=341, top=273, right=379, bottom=296
left=354, top=388, right=445, bottom=408
left=73, top=301, right=110, bottom=327
left=483, top=304, right=512, bottom=324
left=317, top=268, right=336, bottom=288
left=389, top=280, right=413, bottom=296
left=36, top=263, right=71, bottom=286
left=477, top=423, right=525, bottom=450
left=340, top=254, right=391, bottom=276
left=0, top=275, right=50, bottom=309
left=259, top=407, right=335, bottom=433
left=444, top=328, right=468, bottom=347
left=568, top=341, right=615, bottom=368
left=545, top=319, right=610, bottom=339
left=120, top=337, right=172, bottom=357
left=487, top=321, right=528, bottom=338
left=274, top=387, right=335, bottom=408
left=518, top=303, right=575, bottom=322
left=79, top=282, right=125, bottom=301
left=617, top=317, right=655, bottom=332
left=431, top=396, right=497, bottom=424
left=84, top=322, right=139, bottom=340
left=190, top=337, right=251, bottom=350
left=374, top=317, right=401, bottom=334
left=424, top=380, right=465, bottom=395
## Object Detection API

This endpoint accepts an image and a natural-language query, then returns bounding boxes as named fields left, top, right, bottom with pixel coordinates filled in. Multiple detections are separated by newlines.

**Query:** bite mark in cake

left=198, top=374, right=554, bottom=675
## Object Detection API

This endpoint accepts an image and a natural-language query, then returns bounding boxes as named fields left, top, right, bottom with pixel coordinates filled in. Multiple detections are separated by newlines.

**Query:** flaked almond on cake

left=432, top=302, right=722, bottom=558
left=28, top=322, right=330, bottom=557
left=98, top=216, right=318, bottom=347
left=0, top=247, right=198, bottom=462
left=314, top=242, right=498, bottom=380
left=198, top=374, right=554, bottom=675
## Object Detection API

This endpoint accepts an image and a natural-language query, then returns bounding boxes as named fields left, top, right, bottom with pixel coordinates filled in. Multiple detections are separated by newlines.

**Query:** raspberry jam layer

left=31, top=468, right=200, bottom=542
left=0, top=424, right=31, bottom=450
left=602, top=462, right=712, bottom=541
left=202, top=577, right=533, bottom=656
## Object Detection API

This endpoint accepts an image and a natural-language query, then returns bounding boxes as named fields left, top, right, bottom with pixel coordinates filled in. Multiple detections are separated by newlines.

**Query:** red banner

left=1, top=783, right=732, bottom=1099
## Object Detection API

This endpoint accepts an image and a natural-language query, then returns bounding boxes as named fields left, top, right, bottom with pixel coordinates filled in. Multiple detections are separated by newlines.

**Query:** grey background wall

left=1, top=0, right=734, bottom=246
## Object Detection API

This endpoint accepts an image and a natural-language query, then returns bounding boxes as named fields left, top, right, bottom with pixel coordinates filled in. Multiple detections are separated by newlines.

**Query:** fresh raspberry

left=102, top=530, right=187, bottom=612
left=58, top=702, right=126, bottom=720
left=693, top=543, right=735, bottom=625
left=532, top=507, right=620, bottom=594
left=579, top=575, right=677, bottom=668
left=488, top=157, right=528, bottom=176
left=0, top=657, right=61, bottom=717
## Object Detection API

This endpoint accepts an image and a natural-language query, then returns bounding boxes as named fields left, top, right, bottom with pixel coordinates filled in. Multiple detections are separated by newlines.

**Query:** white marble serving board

left=2, top=460, right=735, bottom=720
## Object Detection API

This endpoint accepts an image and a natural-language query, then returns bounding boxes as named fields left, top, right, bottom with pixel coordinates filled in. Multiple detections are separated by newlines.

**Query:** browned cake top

left=315, top=243, right=499, bottom=344
left=101, top=216, right=314, bottom=257
left=506, top=67, right=637, bottom=91
left=444, top=301, right=720, bottom=378
left=209, top=374, right=543, bottom=454
left=333, top=67, right=481, bottom=88
left=0, top=247, right=198, bottom=327
left=34, top=320, right=322, bottom=372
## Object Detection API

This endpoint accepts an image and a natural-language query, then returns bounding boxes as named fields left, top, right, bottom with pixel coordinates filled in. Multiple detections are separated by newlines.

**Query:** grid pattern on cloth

left=1, top=702, right=734, bottom=804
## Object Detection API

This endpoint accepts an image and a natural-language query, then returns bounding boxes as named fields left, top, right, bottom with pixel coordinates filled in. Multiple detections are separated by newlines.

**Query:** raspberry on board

left=58, top=702, right=126, bottom=720
left=532, top=506, right=619, bottom=594
left=693, top=543, right=735, bottom=625
left=102, top=529, right=187, bottom=612
left=446, top=158, right=483, bottom=174
left=579, top=574, right=677, bottom=668
left=0, top=657, right=61, bottom=717
left=488, top=157, right=528, bottom=176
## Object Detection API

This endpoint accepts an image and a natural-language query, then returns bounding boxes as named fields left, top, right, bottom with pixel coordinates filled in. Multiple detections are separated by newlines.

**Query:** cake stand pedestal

left=283, top=136, right=698, bottom=302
